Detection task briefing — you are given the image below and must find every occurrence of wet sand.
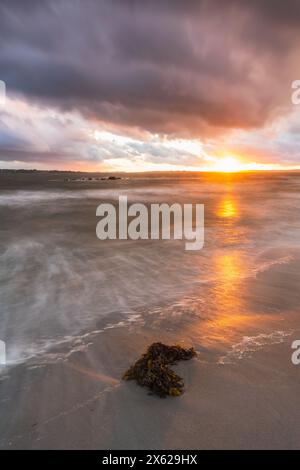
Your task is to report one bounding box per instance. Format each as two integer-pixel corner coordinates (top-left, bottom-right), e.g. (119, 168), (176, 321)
(1, 325), (300, 450)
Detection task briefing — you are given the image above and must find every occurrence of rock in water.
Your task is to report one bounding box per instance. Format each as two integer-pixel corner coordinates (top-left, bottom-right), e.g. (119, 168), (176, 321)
(122, 342), (196, 397)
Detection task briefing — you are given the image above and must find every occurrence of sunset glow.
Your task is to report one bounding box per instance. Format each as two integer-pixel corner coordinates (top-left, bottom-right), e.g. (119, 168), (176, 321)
(212, 157), (245, 173)
(1, 2), (300, 172)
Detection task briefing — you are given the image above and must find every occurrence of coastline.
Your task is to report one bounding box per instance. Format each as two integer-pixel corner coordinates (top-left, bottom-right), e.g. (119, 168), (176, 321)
(1, 171), (300, 449)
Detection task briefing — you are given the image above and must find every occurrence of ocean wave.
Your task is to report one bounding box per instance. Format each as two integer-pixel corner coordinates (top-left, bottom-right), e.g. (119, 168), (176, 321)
(252, 255), (294, 276)
(218, 329), (294, 364)
(0, 187), (191, 207)
(0, 312), (144, 373)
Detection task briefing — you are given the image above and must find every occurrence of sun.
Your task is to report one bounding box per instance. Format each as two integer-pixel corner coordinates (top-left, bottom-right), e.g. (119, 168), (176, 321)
(213, 156), (244, 173)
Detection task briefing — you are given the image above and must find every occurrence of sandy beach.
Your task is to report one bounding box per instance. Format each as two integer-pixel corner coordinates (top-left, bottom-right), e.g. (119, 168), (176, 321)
(1, 324), (300, 450)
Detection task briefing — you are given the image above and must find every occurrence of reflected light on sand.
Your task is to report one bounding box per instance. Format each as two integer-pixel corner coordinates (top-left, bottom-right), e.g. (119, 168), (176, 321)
(67, 362), (120, 385)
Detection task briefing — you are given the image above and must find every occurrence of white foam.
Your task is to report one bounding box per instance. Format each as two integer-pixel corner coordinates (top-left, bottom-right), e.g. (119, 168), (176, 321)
(252, 255), (294, 276)
(0, 187), (188, 207)
(219, 329), (294, 364)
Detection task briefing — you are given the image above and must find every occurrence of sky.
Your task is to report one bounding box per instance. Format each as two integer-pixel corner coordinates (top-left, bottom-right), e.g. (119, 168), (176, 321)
(0, 0), (300, 172)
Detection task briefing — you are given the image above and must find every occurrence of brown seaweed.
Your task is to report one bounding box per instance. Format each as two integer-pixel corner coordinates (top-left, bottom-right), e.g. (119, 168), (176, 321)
(122, 342), (196, 397)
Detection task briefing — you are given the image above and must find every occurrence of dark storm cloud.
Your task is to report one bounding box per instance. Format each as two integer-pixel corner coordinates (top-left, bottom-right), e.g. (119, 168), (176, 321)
(0, 0), (299, 139)
(0, 148), (71, 163)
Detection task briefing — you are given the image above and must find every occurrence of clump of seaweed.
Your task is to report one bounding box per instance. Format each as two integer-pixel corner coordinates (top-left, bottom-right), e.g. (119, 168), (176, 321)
(122, 342), (196, 398)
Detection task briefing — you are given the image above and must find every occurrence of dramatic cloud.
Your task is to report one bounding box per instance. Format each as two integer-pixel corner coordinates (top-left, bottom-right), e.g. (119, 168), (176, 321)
(0, 0), (300, 169)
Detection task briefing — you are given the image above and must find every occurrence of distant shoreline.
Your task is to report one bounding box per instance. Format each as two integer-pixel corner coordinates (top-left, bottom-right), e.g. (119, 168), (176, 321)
(1, 168), (300, 175)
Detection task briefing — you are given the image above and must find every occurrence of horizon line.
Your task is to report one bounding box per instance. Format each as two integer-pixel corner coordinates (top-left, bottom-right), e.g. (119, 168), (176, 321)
(1, 168), (300, 175)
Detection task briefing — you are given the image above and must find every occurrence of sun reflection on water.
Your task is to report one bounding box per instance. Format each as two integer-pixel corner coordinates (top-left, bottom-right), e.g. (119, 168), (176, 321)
(217, 198), (238, 218)
(214, 252), (244, 311)
(190, 252), (250, 347)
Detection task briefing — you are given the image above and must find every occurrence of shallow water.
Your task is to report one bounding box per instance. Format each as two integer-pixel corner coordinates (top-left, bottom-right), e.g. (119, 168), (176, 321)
(0, 171), (300, 366)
